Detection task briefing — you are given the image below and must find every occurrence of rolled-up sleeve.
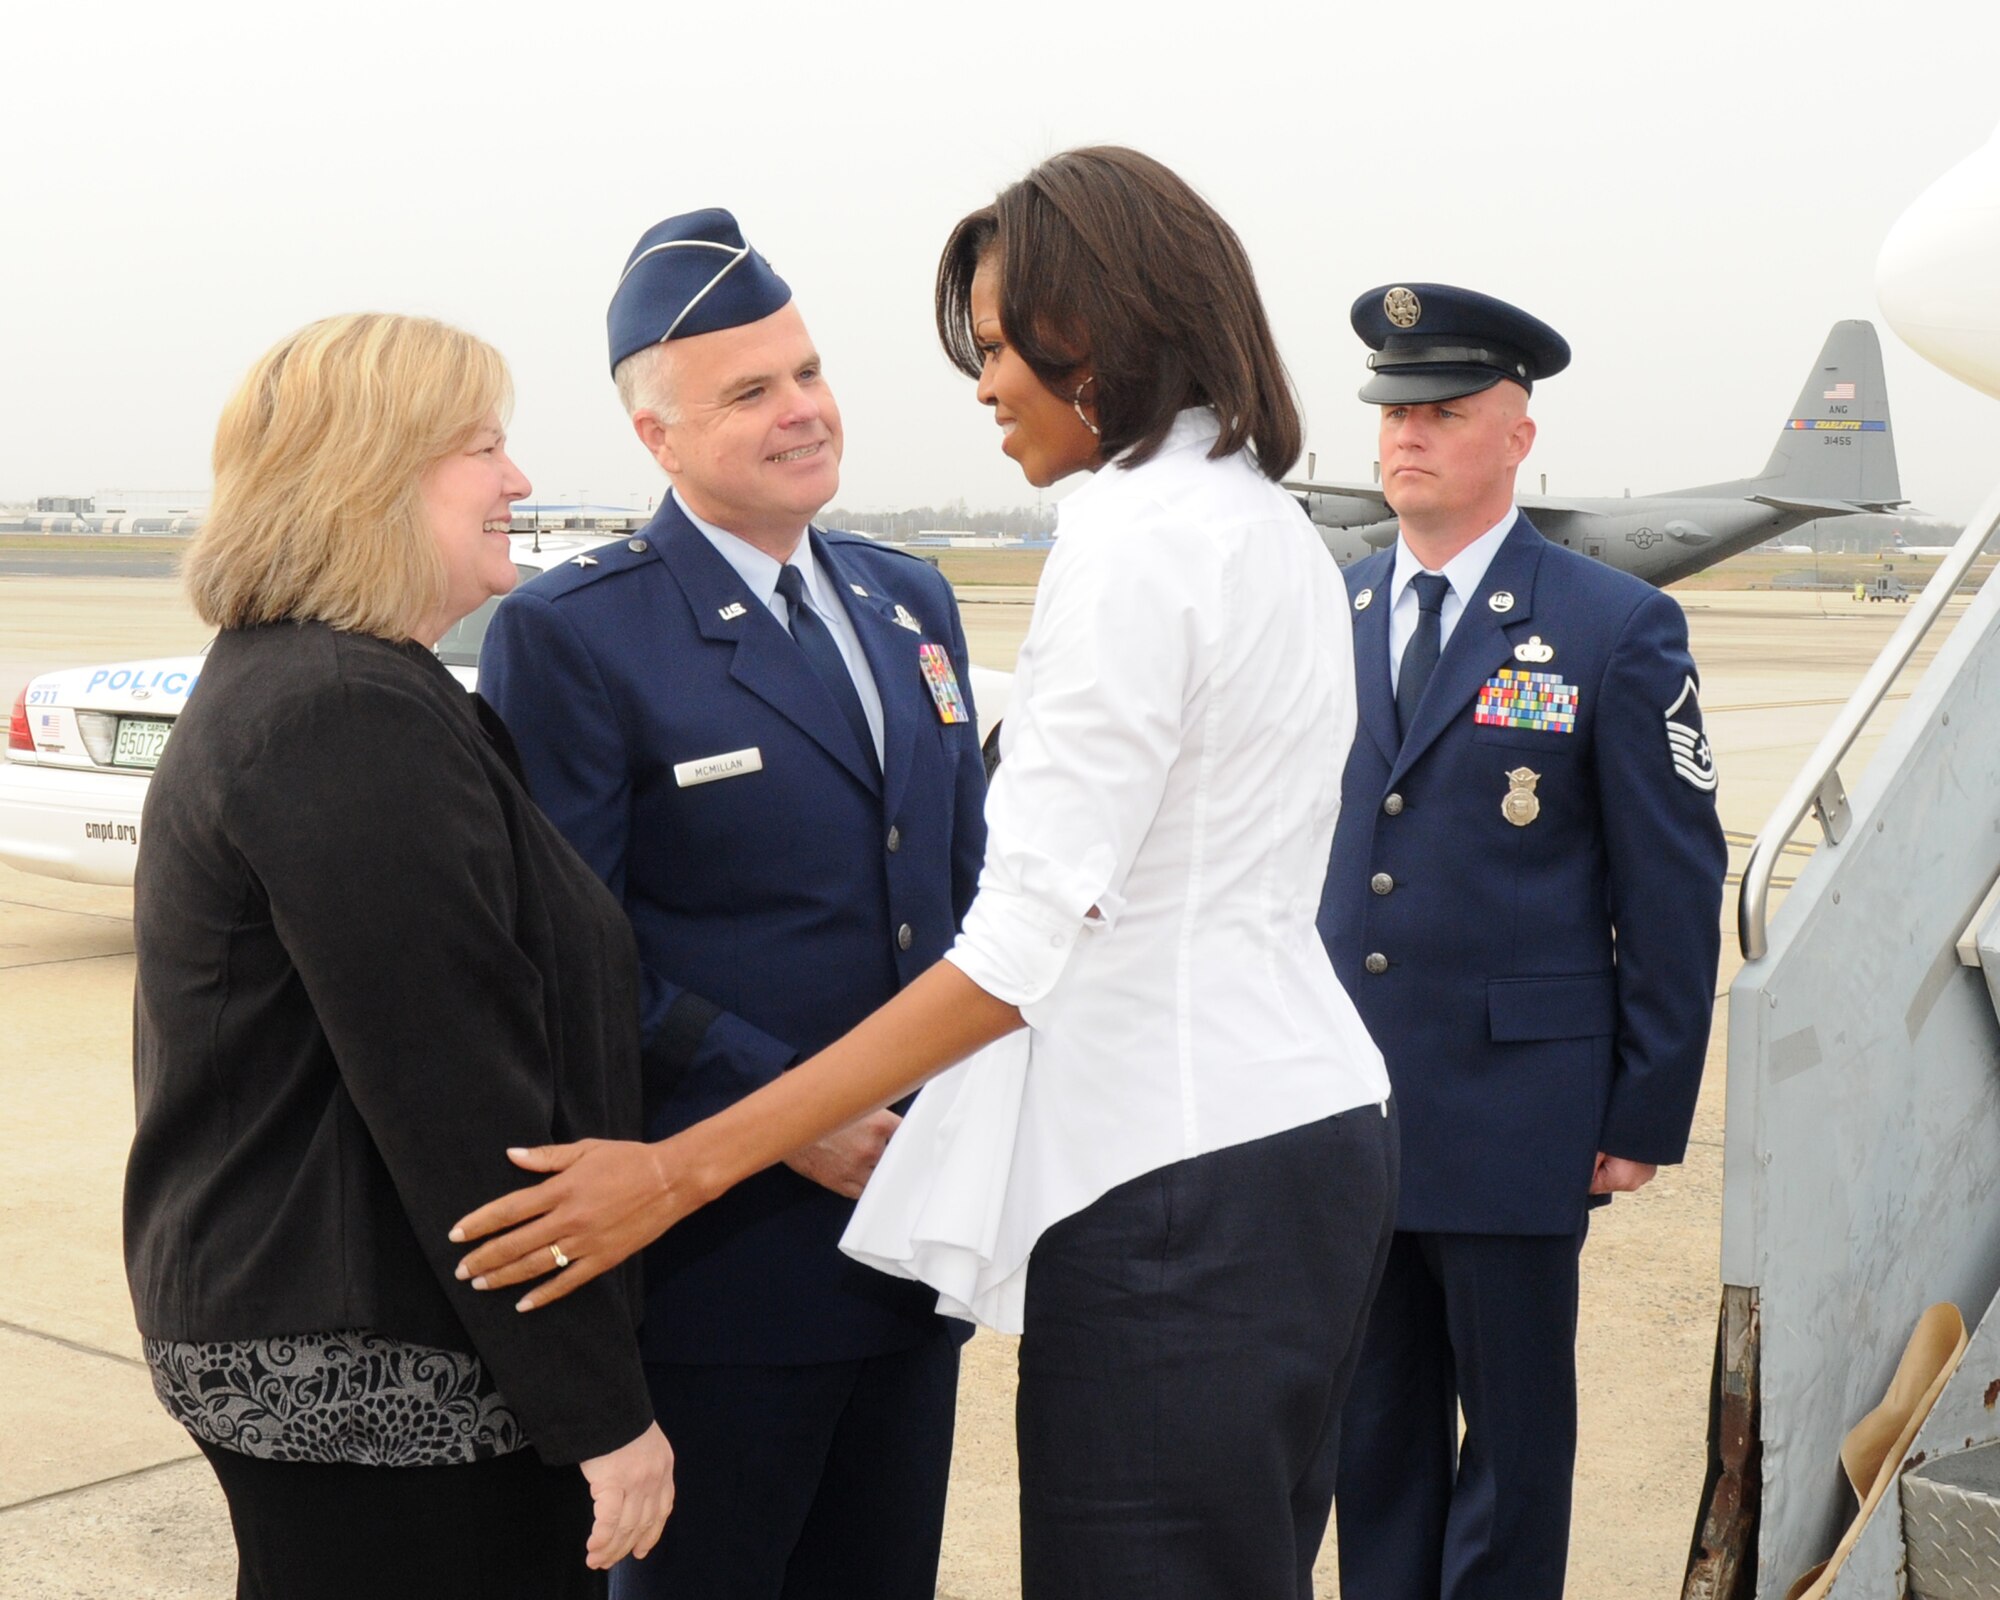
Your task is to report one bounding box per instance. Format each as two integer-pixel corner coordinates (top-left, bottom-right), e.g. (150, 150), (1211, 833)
(948, 508), (1220, 1007)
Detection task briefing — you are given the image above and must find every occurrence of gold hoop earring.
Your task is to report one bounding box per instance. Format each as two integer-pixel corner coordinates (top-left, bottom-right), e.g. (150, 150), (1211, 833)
(1072, 379), (1100, 437)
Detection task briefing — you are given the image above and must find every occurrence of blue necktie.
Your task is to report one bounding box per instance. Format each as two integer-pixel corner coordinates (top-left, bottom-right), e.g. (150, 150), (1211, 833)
(775, 564), (878, 774)
(1397, 572), (1451, 741)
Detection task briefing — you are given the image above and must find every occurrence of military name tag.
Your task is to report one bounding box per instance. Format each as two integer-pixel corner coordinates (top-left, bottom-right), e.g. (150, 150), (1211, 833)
(1475, 669), (1578, 733)
(1503, 767), (1542, 826)
(674, 746), (763, 787)
(917, 643), (970, 725)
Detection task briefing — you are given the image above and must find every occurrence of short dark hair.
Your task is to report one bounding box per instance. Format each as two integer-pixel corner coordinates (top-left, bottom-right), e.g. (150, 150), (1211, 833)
(935, 146), (1302, 478)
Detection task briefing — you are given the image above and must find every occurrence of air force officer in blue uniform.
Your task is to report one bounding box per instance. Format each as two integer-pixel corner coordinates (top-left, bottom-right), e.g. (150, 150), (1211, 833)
(1317, 285), (1726, 1600)
(480, 211), (985, 1600)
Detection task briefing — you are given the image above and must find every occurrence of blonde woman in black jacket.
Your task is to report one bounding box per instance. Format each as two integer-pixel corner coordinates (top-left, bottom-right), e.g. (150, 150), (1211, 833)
(124, 313), (672, 1600)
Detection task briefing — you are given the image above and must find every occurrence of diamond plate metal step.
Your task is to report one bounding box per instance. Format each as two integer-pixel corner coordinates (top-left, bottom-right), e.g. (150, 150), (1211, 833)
(1904, 1442), (2000, 1598)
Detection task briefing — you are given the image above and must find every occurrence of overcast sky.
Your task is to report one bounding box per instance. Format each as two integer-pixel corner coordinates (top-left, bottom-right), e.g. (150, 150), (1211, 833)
(5, 0), (1999, 520)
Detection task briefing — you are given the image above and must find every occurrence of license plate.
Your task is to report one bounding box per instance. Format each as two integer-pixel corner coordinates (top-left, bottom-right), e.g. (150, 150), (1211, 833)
(113, 718), (172, 769)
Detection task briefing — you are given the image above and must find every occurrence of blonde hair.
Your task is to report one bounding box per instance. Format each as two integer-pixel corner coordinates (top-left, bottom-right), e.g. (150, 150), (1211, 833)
(184, 313), (511, 637)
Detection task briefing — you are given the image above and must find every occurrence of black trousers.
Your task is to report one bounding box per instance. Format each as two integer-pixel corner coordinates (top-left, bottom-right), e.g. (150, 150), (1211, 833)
(198, 1438), (602, 1600)
(1017, 1104), (1399, 1600)
(611, 1323), (961, 1600)
(1334, 1225), (1589, 1600)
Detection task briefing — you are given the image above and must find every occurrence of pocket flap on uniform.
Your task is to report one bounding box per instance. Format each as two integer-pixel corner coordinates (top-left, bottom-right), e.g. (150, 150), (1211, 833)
(1487, 971), (1617, 1042)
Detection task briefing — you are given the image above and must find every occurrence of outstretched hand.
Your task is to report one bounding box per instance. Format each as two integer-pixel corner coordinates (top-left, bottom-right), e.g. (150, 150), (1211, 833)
(450, 1138), (701, 1310)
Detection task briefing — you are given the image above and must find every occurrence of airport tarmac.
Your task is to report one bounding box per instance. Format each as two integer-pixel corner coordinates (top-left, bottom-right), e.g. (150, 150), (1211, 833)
(0, 573), (1978, 1598)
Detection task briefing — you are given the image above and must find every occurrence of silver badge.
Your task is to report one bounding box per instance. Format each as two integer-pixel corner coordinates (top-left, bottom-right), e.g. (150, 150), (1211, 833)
(1354, 588), (1375, 611)
(1384, 287), (1422, 329)
(718, 602), (747, 621)
(628, 538), (649, 553)
(1488, 590), (1516, 614)
(570, 554), (598, 569)
(893, 604), (923, 634)
(1502, 767), (1542, 827)
(850, 583), (870, 597)
(1665, 677), (1717, 792)
(1514, 634), (1554, 664)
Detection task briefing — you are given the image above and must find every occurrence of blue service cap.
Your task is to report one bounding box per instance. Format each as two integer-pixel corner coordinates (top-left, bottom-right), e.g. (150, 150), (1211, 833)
(1352, 283), (1570, 404)
(606, 208), (793, 376)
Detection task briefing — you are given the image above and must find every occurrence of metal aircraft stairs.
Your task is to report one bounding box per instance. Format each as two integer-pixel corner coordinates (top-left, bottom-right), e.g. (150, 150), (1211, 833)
(1683, 494), (2000, 1598)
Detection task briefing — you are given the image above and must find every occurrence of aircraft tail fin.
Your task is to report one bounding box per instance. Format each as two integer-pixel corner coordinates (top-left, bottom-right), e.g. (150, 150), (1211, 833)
(1750, 320), (1902, 507)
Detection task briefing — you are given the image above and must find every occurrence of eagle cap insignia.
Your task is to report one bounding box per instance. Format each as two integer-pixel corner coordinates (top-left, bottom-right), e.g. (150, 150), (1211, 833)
(1502, 766), (1542, 827)
(1384, 287), (1422, 329)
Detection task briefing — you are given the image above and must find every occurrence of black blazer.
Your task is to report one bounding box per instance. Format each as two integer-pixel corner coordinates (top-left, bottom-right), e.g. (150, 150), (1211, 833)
(125, 621), (651, 1466)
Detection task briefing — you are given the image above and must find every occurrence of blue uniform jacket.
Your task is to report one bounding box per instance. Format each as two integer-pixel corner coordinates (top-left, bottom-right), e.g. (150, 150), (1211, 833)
(482, 500), (987, 1364)
(1316, 514), (1726, 1235)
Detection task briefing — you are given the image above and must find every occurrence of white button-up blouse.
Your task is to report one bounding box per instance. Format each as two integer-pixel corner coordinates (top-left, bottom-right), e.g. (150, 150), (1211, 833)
(842, 409), (1389, 1332)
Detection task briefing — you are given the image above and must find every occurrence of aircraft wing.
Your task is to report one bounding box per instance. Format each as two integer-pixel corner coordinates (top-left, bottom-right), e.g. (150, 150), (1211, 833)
(1283, 478), (1387, 505)
(1750, 494), (1905, 518)
(1284, 479), (1604, 516)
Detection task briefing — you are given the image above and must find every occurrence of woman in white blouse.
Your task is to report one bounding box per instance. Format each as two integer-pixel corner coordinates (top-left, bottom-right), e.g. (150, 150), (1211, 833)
(454, 146), (1396, 1597)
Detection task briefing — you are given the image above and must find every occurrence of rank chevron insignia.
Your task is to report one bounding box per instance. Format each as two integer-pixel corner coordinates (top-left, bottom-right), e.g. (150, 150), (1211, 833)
(1665, 676), (1717, 792)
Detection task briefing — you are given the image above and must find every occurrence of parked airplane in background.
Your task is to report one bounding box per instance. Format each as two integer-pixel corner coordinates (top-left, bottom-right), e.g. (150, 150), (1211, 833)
(1289, 320), (1909, 587)
(1889, 529), (1965, 559)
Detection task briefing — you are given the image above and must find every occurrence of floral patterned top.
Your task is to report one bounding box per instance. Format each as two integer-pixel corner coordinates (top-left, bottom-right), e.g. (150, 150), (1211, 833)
(145, 1329), (526, 1466)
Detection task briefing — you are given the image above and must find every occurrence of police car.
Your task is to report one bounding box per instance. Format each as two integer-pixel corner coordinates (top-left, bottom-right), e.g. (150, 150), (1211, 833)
(0, 532), (1011, 886)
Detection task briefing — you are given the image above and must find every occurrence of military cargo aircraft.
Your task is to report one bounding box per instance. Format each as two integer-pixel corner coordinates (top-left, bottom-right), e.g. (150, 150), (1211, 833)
(1290, 320), (1907, 585)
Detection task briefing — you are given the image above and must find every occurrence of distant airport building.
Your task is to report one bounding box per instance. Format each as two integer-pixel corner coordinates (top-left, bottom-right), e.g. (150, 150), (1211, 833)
(909, 529), (1025, 549)
(512, 502), (651, 532)
(35, 496), (93, 514)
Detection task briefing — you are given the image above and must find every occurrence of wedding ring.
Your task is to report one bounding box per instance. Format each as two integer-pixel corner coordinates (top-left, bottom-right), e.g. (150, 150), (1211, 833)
(549, 1244), (570, 1269)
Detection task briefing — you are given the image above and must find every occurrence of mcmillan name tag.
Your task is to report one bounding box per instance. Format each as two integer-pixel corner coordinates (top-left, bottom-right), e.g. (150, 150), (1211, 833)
(674, 746), (763, 788)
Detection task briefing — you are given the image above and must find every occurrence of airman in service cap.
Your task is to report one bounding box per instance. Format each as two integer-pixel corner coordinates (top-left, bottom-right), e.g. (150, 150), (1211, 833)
(606, 208), (793, 375)
(1351, 282), (1570, 405)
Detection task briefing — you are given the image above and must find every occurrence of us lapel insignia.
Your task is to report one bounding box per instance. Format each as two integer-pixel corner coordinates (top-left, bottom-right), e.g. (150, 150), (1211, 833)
(1488, 590), (1516, 614)
(1354, 588), (1374, 611)
(718, 602), (748, 621)
(1514, 634), (1554, 664)
(918, 643), (970, 724)
(1502, 766), (1542, 827)
(893, 604), (923, 634)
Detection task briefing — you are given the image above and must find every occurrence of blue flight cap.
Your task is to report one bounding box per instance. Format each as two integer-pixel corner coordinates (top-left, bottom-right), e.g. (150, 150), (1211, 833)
(606, 208), (793, 375)
(1351, 283), (1570, 404)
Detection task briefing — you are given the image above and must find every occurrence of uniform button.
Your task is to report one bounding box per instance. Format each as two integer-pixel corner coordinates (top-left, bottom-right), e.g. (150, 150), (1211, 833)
(1364, 953), (1389, 975)
(1383, 793), (1404, 816)
(897, 923), (914, 951)
(1370, 873), (1395, 896)
(886, 825), (902, 853)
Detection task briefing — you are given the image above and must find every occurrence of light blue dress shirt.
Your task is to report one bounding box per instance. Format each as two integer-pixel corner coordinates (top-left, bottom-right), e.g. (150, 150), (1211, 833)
(673, 489), (887, 765)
